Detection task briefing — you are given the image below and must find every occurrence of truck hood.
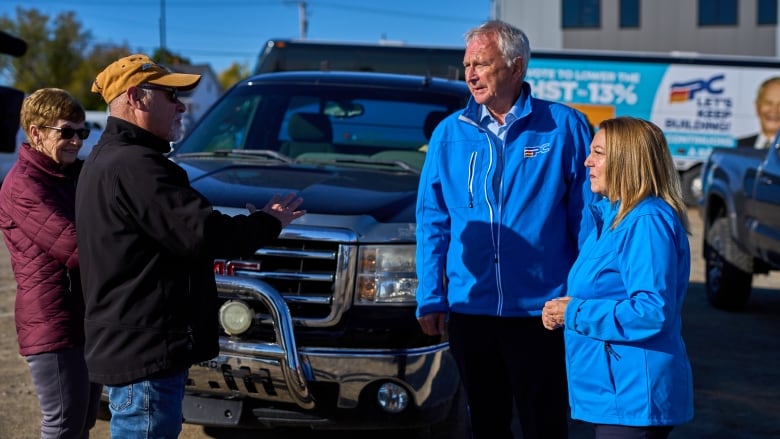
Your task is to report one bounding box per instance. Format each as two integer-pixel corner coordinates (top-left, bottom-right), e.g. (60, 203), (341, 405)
(175, 158), (419, 224)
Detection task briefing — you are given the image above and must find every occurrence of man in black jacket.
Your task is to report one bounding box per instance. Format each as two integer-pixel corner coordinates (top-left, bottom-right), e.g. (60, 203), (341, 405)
(75, 54), (305, 439)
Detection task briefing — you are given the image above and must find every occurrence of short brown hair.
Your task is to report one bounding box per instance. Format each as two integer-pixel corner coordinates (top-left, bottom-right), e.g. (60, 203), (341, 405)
(20, 88), (85, 141)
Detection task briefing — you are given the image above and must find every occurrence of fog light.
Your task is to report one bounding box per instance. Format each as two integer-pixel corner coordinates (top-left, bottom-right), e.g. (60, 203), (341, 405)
(219, 300), (253, 335)
(376, 382), (409, 413)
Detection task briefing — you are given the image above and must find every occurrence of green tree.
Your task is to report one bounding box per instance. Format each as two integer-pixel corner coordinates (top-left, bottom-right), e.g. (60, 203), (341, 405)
(0, 7), (192, 110)
(0, 8), (89, 93)
(153, 47), (191, 66)
(0, 7), (126, 109)
(218, 62), (250, 91)
(2, 7), (241, 111)
(76, 44), (136, 111)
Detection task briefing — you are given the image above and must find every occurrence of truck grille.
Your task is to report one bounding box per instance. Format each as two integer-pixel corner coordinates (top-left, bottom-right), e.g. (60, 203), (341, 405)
(216, 227), (357, 327)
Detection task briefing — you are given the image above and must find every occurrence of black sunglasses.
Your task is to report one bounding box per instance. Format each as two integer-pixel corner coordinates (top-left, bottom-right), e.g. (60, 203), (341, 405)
(41, 125), (91, 140)
(139, 84), (179, 103)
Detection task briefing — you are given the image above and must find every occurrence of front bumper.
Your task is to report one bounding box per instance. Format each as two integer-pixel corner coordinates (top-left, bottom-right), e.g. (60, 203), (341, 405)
(182, 276), (460, 429)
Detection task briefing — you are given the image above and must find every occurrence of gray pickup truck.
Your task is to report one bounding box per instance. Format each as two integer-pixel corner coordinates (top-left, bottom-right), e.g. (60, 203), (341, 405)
(700, 140), (780, 310)
(167, 71), (471, 436)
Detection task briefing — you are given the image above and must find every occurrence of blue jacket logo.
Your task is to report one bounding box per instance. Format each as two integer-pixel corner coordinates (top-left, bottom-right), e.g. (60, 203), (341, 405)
(524, 143), (551, 158)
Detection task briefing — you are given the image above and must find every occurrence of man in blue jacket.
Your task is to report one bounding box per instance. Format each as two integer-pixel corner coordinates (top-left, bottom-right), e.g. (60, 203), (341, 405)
(415, 20), (594, 439)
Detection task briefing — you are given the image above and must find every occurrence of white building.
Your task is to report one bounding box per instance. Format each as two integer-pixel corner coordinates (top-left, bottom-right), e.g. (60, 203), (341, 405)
(491, 0), (780, 57)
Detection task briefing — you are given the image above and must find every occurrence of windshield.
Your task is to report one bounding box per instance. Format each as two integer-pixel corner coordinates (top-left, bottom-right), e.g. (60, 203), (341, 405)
(172, 81), (465, 170)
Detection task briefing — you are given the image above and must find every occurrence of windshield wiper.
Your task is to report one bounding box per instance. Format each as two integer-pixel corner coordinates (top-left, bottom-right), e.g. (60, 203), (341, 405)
(296, 156), (420, 174)
(174, 149), (293, 163)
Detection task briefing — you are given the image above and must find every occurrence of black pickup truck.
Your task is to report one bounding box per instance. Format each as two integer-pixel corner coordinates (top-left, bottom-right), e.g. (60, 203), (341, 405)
(167, 71), (471, 436)
(700, 141), (780, 310)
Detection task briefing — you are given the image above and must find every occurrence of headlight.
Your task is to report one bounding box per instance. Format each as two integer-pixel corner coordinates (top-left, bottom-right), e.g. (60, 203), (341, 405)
(356, 245), (417, 305)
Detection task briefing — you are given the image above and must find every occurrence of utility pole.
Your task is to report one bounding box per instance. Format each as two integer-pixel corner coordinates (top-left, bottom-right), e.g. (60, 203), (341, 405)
(298, 1), (308, 40)
(283, 0), (307, 40)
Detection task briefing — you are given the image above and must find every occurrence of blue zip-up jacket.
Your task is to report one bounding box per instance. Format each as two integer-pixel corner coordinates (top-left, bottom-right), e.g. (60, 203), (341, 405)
(416, 82), (594, 317)
(564, 196), (694, 426)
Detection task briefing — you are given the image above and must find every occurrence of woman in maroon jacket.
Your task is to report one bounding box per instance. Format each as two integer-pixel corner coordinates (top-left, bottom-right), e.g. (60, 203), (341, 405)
(0, 88), (102, 439)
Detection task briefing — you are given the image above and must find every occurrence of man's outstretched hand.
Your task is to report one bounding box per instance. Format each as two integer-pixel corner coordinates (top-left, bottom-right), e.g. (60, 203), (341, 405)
(247, 193), (305, 227)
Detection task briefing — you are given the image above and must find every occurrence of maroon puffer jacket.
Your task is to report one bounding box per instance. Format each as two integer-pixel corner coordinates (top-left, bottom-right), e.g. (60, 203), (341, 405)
(0, 143), (83, 356)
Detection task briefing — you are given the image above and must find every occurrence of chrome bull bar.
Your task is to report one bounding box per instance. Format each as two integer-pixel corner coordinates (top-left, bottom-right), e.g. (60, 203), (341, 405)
(211, 274), (315, 410)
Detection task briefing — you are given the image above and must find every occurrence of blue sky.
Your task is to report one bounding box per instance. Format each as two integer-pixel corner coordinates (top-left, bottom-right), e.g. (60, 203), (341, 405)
(1, 0), (491, 74)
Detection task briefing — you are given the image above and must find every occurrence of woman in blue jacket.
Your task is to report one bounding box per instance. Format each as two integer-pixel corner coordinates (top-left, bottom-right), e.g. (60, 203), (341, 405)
(542, 116), (694, 439)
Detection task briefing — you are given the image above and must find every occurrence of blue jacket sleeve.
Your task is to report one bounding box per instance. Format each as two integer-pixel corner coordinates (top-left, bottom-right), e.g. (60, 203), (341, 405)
(415, 128), (451, 318)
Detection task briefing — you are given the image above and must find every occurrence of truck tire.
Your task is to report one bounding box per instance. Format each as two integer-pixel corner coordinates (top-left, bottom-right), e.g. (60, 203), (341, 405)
(680, 167), (702, 207)
(704, 217), (753, 310)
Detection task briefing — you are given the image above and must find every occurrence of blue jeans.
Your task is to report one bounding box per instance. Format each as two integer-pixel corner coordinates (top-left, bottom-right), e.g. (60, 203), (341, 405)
(107, 370), (187, 439)
(26, 346), (103, 439)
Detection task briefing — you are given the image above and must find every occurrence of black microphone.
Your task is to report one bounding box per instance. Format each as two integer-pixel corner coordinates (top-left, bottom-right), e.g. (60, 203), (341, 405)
(0, 30), (27, 57)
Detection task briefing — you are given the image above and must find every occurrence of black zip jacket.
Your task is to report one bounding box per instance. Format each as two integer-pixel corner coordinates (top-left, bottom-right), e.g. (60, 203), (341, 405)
(75, 117), (282, 385)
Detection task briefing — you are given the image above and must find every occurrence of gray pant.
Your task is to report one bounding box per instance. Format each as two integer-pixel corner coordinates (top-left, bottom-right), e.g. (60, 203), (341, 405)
(26, 346), (103, 439)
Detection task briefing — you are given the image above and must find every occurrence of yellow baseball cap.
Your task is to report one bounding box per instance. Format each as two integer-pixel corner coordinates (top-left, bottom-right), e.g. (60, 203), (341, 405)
(91, 54), (201, 104)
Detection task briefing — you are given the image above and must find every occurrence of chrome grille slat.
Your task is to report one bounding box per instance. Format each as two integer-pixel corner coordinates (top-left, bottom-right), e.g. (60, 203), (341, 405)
(255, 248), (337, 259)
(235, 270), (334, 282)
(281, 294), (331, 305)
(217, 226), (357, 326)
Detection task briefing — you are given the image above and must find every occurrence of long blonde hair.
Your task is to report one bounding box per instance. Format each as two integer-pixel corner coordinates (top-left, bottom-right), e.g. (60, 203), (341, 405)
(600, 117), (690, 232)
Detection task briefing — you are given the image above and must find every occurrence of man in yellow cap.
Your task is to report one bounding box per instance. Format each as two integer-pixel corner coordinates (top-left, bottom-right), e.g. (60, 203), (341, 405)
(89, 53), (202, 143)
(75, 54), (306, 438)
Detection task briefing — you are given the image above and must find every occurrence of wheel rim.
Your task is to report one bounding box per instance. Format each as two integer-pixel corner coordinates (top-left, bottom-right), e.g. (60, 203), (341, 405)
(691, 176), (702, 200)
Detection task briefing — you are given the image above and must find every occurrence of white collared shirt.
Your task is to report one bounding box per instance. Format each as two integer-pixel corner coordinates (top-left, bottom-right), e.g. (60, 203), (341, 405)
(756, 133), (773, 149)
